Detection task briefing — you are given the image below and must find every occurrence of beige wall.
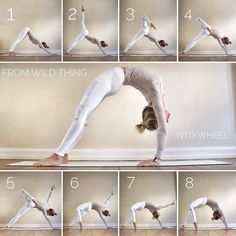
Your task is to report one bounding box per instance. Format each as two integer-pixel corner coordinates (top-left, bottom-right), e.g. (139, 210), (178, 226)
(63, 0), (118, 54)
(0, 63), (235, 158)
(179, 0), (236, 52)
(120, 172), (176, 226)
(0, 0), (61, 52)
(0, 172), (61, 226)
(63, 172), (118, 226)
(120, 0), (177, 53)
(179, 172), (236, 225)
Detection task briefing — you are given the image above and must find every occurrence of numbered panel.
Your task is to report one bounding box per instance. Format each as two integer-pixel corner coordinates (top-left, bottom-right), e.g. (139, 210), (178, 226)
(0, 0), (61, 61)
(120, 0), (177, 61)
(179, 0), (236, 61)
(179, 172), (236, 233)
(120, 171), (177, 235)
(0, 171), (62, 234)
(63, 0), (118, 61)
(63, 171), (118, 235)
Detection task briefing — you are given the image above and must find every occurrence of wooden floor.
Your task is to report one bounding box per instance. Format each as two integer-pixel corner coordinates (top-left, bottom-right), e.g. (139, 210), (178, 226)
(0, 159), (236, 170)
(0, 55), (61, 61)
(0, 229), (61, 236)
(179, 54), (236, 61)
(63, 229), (117, 236)
(179, 229), (236, 236)
(120, 229), (176, 236)
(120, 55), (177, 61)
(63, 55), (118, 61)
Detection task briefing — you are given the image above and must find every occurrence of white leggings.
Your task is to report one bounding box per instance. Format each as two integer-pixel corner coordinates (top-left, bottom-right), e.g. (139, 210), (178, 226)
(9, 27), (38, 52)
(7, 191), (35, 227)
(184, 18), (210, 54)
(67, 29), (89, 53)
(55, 68), (125, 156)
(70, 202), (92, 226)
(124, 30), (167, 54)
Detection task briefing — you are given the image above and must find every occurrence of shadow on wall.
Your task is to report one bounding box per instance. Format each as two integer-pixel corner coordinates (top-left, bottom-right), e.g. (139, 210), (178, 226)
(230, 64), (236, 131)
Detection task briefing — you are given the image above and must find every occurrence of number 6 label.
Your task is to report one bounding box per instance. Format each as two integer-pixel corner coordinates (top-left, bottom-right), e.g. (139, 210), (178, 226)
(71, 177), (79, 189)
(7, 177), (15, 189)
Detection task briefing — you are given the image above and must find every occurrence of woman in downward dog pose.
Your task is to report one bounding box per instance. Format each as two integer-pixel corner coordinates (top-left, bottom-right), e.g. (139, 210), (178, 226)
(34, 66), (170, 167)
(69, 192), (113, 229)
(183, 17), (232, 55)
(182, 197), (229, 231)
(66, 6), (108, 55)
(123, 201), (175, 230)
(8, 27), (53, 56)
(123, 16), (168, 55)
(7, 186), (57, 229)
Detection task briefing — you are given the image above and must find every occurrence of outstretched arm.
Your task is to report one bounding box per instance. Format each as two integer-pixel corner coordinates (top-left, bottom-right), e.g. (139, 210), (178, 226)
(98, 212), (109, 228)
(47, 185), (56, 203)
(43, 212), (54, 229)
(217, 38), (228, 55)
(39, 43), (53, 55)
(104, 192), (114, 205)
(157, 201), (175, 210)
(219, 209), (229, 229)
(21, 189), (34, 201)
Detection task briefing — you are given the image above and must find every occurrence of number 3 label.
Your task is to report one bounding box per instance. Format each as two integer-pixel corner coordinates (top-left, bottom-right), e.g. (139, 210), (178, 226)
(126, 8), (135, 21)
(184, 9), (192, 20)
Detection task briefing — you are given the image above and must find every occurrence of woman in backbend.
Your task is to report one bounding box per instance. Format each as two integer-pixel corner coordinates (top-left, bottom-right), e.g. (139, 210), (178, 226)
(34, 66), (170, 167)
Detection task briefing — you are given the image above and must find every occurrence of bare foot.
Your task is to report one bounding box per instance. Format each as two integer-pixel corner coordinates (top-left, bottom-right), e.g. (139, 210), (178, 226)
(33, 153), (68, 167)
(137, 159), (160, 167)
(8, 51), (16, 56)
(123, 52), (128, 55)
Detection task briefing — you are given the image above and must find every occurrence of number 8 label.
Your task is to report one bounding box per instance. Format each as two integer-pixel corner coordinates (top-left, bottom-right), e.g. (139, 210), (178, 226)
(185, 177), (193, 189)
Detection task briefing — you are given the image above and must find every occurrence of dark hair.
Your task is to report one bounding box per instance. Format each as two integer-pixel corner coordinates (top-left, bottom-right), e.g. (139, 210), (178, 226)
(212, 210), (221, 220)
(100, 41), (108, 47)
(222, 37), (232, 45)
(46, 208), (57, 216)
(136, 106), (157, 132)
(152, 210), (160, 219)
(102, 210), (110, 217)
(42, 42), (49, 49)
(158, 40), (168, 47)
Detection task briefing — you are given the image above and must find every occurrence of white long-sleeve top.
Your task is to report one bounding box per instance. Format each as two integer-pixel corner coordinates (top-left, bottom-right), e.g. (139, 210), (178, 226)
(142, 16), (152, 30)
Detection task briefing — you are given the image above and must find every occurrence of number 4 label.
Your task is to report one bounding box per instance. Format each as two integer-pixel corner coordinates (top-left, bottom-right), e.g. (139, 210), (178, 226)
(184, 9), (192, 20)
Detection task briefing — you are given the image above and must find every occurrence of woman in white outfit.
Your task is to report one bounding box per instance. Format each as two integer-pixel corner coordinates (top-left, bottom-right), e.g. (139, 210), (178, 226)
(6, 186), (57, 229)
(123, 16), (168, 55)
(69, 192), (113, 230)
(34, 66), (170, 167)
(183, 17), (231, 55)
(66, 6), (108, 55)
(182, 197), (229, 231)
(123, 201), (175, 230)
(8, 27), (52, 56)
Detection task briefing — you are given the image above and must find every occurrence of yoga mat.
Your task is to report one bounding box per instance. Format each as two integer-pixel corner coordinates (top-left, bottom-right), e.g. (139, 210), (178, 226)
(5, 160), (231, 167)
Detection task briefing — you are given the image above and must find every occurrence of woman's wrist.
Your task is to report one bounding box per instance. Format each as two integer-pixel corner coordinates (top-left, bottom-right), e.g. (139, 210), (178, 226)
(153, 156), (161, 162)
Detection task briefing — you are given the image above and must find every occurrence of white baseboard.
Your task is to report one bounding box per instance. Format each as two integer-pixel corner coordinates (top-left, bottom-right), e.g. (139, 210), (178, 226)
(64, 50), (118, 56)
(179, 50), (236, 55)
(121, 50), (177, 55)
(0, 223), (61, 229)
(123, 223), (176, 229)
(0, 146), (235, 160)
(181, 223), (236, 229)
(0, 50), (61, 55)
(64, 223), (118, 229)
